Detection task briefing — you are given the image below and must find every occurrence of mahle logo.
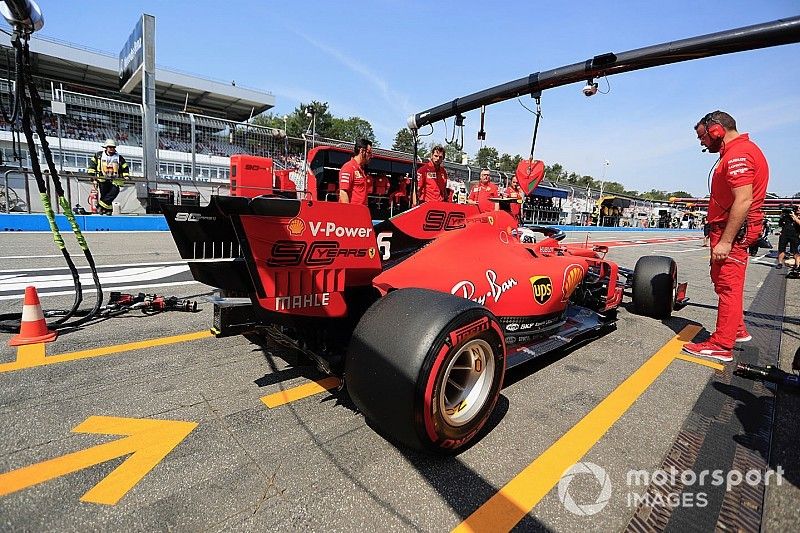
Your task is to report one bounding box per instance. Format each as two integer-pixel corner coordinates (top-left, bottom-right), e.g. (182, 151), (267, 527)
(529, 275), (553, 305)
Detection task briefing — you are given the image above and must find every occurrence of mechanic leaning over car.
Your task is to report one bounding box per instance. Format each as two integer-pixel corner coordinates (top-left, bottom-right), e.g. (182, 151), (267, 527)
(467, 169), (499, 213)
(87, 139), (130, 215)
(416, 144), (448, 204)
(682, 111), (769, 363)
(339, 138), (373, 205)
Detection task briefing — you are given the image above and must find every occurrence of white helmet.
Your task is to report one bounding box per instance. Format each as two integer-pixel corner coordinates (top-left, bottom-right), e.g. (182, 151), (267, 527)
(103, 139), (117, 148)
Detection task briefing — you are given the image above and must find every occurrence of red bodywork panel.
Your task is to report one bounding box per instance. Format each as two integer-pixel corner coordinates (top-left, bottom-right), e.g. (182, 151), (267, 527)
(230, 155), (275, 198)
(375, 207), (590, 317)
(240, 201), (381, 317)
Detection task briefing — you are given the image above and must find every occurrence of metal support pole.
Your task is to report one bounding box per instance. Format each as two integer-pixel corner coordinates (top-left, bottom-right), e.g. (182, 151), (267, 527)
(189, 113), (196, 180)
(141, 14), (158, 192)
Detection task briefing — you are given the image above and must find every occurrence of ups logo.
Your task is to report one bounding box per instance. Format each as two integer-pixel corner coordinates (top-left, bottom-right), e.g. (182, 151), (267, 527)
(529, 276), (553, 305)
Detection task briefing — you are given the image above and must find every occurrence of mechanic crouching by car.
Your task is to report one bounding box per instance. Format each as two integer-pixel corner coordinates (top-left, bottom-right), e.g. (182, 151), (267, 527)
(87, 139), (129, 215)
(339, 139), (373, 205)
(683, 111), (769, 363)
(467, 169), (499, 213)
(776, 204), (800, 270)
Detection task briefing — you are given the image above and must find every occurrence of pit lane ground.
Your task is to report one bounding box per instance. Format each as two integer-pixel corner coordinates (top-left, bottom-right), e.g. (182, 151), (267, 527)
(0, 230), (797, 532)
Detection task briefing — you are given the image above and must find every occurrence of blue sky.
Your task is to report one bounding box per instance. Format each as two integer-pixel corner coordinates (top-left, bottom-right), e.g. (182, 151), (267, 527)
(17, 1), (800, 196)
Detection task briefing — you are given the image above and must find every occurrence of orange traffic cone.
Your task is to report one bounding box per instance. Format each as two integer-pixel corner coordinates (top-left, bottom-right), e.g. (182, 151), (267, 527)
(9, 286), (58, 346)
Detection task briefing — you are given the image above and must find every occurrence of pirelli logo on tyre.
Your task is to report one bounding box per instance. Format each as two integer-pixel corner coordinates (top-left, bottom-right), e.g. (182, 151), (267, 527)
(530, 276), (553, 305)
(562, 264), (585, 301)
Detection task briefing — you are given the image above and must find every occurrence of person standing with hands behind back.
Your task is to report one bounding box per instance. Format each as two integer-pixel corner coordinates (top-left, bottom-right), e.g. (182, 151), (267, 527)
(339, 139), (373, 205)
(682, 111), (769, 362)
(416, 145), (448, 204)
(467, 169), (499, 213)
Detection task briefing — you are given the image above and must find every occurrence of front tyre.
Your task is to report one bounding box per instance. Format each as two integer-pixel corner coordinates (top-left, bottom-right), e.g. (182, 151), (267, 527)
(345, 288), (506, 453)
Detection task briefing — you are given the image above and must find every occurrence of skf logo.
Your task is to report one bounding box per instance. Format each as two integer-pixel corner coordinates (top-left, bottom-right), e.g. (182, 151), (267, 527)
(562, 264), (585, 302)
(530, 276), (553, 305)
(288, 217), (305, 236)
(368, 247), (376, 259)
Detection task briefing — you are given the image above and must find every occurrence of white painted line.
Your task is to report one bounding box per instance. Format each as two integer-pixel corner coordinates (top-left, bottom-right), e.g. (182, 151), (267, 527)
(0, 260), (187, 274)
(0, 280), (202, 301)
(652, 248), (707, 253)
(0, 265), (190, 292)
(0, 254), (64, 259)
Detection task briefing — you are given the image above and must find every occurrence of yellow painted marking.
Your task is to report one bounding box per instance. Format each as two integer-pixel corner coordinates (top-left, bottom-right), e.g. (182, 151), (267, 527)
(261, 376), (341, 408)
(675, 353), (725, 371)
(1, 331), (213, 373)
(453, 324), (702, 533)
(14, 343), (46, 365)
(0, 416), (197, 505)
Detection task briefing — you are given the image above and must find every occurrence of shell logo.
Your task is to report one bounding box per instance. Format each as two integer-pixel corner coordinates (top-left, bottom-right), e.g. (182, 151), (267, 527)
(562, 264), (585, 301)
(288, 217), (305, 236)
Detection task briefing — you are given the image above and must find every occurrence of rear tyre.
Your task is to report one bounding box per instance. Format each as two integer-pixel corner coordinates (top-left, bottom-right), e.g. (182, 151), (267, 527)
(632, 255), (677, 319)
(346, 288), (506, 453)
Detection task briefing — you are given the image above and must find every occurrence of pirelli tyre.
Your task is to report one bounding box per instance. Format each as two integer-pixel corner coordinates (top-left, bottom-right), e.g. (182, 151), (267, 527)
(632, 255), (677, 319)
(346, 288), (506, 453)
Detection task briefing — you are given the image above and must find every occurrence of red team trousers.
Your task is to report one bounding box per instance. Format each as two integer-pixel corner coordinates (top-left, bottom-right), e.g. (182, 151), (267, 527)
(708, 222), (762, 349)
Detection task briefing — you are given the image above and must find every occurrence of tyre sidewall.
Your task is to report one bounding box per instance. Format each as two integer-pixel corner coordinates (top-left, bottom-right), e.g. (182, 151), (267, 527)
(417, 310), (505, 452)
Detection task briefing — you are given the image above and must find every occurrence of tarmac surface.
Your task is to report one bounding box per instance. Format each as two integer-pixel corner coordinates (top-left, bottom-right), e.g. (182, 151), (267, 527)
(0, 229), (797, 532)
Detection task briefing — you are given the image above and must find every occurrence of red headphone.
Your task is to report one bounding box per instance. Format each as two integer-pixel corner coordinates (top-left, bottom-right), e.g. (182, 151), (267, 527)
(702, 113), (725, 141)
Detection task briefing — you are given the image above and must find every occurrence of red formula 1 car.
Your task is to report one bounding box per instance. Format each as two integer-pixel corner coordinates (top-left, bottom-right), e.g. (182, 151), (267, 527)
(164, 193), (687, 453)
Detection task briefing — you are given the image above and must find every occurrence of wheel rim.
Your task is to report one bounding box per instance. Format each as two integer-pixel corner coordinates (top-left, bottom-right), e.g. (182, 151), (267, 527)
(439, 338), (496, 427)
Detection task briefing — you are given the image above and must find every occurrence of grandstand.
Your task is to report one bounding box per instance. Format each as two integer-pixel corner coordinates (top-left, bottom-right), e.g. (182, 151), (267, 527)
(0, 34), (678, 226)
(0, 33), (282, 213)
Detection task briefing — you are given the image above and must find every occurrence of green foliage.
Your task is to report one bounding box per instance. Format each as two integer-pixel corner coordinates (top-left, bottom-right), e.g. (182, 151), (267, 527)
(602, 181), (626, 194)
(392, 129), (416, 154)
(329, 117), (376, 145)
(641, 189), (670, 201)
(472, 146), (500, 169)
(668, 190), (692, 199)
(497, 153), (523, 172)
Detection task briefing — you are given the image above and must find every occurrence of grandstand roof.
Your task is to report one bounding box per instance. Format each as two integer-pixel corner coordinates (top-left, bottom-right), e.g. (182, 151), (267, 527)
(2, 35), (275, 122)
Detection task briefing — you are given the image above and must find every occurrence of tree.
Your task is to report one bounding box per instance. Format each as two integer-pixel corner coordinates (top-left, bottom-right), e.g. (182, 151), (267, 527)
(545, 163), (566, 183)
(497, 153), (523, 172)
(794, 191), (800, 198)
(668, 190), (692, 199)
(473, 146), (500, 169)
(641, 189), (670, 201)
(392, 128), (426, 158)
(328, 117), (376, 144)
(265, 101), (334, 138)
(392, 128), (415, 154)
(251, 112), (284, 130)
(602, 181), (626, 194)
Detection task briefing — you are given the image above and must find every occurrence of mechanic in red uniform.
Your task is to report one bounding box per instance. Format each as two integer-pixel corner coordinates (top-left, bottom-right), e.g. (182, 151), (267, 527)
(416, 145), (448, 203)
(504, 175), (525, 222)
(683, 111), (769, 362)
(468, 169), (500, 213)
(339, 138), (373, 205)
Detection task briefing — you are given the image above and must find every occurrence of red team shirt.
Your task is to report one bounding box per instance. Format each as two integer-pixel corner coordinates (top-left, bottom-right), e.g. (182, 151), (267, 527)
(469, 182), (499, 213)
(417, 161), (448, 203)
(505, 186), (524, 218)
(708, 133), (768, 224)
(339, 158), (369, 205)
